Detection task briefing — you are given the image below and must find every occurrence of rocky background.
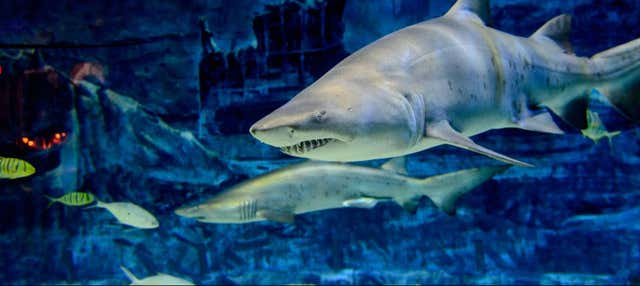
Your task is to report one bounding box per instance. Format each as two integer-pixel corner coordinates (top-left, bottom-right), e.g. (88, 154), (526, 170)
(0, 0), (639, 284)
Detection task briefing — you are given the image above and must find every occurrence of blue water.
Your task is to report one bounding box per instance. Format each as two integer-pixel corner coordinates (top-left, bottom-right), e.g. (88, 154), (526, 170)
(0, 0), (639, 284)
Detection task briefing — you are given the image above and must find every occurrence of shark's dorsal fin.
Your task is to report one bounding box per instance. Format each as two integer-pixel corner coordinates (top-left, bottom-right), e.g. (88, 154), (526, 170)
(381, 157), (407, 175)
(426, 120), (534, 167)
(530, 14), (574, 55)
(445, 0), (491, 25)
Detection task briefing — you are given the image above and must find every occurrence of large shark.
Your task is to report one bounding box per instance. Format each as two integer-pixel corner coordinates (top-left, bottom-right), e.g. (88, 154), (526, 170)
(249, 0), (639, 166)
(174, 157), (508, 223)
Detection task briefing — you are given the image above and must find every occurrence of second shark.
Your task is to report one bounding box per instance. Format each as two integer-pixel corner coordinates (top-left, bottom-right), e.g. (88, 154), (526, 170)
(175, 157), (508, 224)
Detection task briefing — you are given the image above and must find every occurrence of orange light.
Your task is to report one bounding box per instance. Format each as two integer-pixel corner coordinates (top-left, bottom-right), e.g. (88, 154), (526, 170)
(54, 133), (61, 139)
(21, 137), (29, 144)
(27, 141), (35, 147)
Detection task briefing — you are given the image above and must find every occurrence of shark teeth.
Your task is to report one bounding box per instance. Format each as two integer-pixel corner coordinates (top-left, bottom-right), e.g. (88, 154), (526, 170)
(281, 138), (335, 154)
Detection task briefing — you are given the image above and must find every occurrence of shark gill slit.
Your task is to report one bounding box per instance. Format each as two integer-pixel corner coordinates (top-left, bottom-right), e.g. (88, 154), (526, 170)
(240, 201), (245, 221)
(240, 200), (256, 221)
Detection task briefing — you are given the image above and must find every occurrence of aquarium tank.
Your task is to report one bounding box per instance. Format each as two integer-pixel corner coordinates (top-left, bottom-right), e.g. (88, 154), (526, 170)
(1, 0), (639, 284)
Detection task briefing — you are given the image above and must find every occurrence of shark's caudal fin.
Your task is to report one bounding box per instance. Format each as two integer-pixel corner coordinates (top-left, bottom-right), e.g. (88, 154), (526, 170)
(592, 38), (640, 122)
(403, 165), (510, 215)
(120, 266), (139, 283)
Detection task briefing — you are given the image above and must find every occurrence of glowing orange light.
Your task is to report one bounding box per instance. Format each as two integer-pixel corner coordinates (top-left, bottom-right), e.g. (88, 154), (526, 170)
(21, 137), (29, 144)
(27, 141), (35, 147)
(54, 133), (61, 139)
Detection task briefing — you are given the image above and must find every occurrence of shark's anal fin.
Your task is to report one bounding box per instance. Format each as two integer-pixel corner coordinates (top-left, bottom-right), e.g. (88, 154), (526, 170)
(257, 210), (295, 223)
(518, 110), (565, 134)
(426, 120), (534, 167)
(445, 0), (490, 25)
(342, 198), (380, 209)
(400, 197), (421, 214)
(530, 14), (574, 55)
(547, 96), (588, 129)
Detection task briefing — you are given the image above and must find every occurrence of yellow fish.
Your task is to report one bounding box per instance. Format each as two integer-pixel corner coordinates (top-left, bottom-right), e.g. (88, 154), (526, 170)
(581, 110), (621, 149)
(0, 156), (36, 179)
(45, 192), (96, 208)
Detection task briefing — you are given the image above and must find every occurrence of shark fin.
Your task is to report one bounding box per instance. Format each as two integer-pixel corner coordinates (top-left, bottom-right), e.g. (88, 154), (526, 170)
(426, 120), (534, 167)
(518, 110), (564, 134)
(381, 157), (408, 175)
(547, 96), (589, 129)
(400, 196), (421, 214)
(120, 266), (139, 283)
(342, 198), (380, 209)
(531, 14), (574, 55)
(417, 165), (511, 215)
(257, 210), (295, 223)
(445, 0), (490, 25)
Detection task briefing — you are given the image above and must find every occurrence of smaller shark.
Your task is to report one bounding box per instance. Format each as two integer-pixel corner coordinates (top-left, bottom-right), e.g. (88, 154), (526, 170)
(581, 109), (621, 150)
(174, 157), (508, 224)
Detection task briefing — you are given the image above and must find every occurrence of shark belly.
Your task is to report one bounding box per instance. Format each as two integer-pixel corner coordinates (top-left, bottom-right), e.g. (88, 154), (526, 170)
(286, 167), (411, 215)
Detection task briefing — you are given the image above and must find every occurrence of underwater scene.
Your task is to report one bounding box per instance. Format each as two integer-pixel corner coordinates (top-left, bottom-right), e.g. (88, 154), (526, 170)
(1, 0), (639, 284)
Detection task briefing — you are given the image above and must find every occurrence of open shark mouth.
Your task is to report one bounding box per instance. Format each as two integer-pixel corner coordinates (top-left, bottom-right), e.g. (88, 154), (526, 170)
(280, 138), (338, 154)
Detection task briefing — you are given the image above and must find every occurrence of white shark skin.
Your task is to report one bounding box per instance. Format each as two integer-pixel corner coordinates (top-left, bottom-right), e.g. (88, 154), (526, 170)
(174, 159), (508, 224)
(249, 0), (639, 165)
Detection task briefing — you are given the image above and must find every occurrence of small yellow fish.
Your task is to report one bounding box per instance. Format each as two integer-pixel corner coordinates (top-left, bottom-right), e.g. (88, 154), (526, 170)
(581, 110), (621, 149)
(0, 156), (36, 179)
(45, 192), (95, 208)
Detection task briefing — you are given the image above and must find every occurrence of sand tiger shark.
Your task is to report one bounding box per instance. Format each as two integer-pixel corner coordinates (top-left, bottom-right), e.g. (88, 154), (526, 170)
(174, 157), (508, 223)
(249, 0), (640, 166)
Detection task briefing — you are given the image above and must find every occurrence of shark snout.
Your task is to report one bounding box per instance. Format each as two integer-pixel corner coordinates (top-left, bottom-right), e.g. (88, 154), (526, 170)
(249, 122), (296, 147)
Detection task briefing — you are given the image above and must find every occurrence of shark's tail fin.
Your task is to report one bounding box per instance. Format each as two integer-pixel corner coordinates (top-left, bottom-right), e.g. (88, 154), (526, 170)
(592, 37), (640, 122)
(401, 165), (510, 215)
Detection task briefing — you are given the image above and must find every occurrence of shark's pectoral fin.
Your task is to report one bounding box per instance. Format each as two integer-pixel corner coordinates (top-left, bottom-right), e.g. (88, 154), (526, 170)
(518, 110), (564, 135)
(426, 120), (534, 167)
(257, 210), (295, 223)
(342, 198), (380, 209)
